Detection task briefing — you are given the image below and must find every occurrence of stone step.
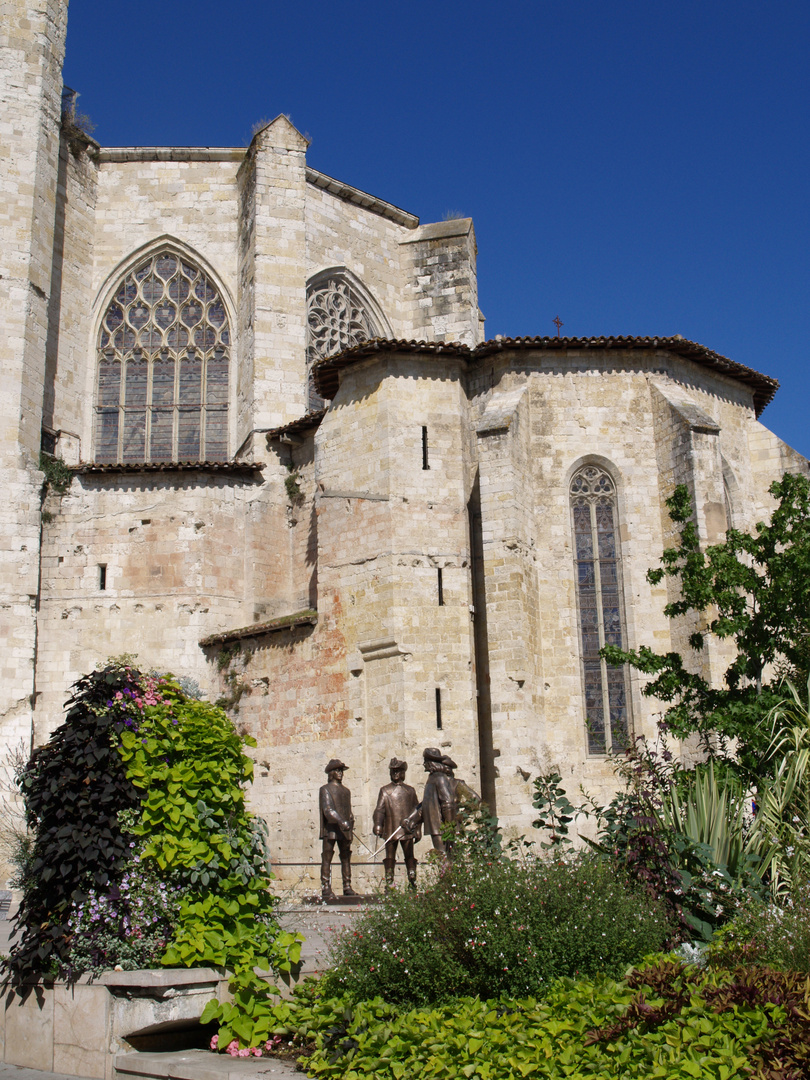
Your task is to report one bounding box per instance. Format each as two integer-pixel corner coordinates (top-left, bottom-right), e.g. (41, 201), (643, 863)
(114, 1051), (300, 1080)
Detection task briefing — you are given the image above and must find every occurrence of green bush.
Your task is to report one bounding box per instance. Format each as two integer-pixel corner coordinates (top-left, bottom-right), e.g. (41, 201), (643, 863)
(5, 661), (300, 991)
(265, 957), (810, 1080)
(321, 852), (673, 1005)
(711, 881), (810, 973)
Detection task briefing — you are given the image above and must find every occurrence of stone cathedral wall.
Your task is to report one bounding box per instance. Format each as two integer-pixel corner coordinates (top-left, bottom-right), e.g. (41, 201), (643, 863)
(3, 0), (809, 895)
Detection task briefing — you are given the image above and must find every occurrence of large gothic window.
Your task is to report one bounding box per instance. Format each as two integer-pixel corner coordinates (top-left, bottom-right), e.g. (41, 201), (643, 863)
(306, 273), (380, 410)
(95, 252), (230, 463)
(570, 464), (631, 754)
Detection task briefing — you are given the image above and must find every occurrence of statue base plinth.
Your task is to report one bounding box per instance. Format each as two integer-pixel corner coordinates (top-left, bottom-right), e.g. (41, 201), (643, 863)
(302, 894), (380, 906)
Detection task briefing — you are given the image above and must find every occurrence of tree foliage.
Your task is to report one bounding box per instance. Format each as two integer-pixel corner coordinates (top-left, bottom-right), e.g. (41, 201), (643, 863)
(602, 471), (810, 771)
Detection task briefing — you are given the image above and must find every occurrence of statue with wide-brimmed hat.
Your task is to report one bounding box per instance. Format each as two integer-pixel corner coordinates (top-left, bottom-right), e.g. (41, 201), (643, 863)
(373, 757), (420, 888)
(319, 758), (356, 900)
(400, 747), (456, 854)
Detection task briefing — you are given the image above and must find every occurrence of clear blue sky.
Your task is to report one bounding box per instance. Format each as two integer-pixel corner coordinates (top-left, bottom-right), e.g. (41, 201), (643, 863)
(64, 0), (810, 457)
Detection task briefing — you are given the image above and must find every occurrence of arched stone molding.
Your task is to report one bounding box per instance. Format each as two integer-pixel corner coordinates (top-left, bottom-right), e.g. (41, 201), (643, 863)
(305, 267), (391, 410)
(88, 238), (237, 463)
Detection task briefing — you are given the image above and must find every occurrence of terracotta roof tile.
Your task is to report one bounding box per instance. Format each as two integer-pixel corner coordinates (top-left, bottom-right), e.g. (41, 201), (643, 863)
(311, 335), (778, 416)
(75, 461), (263, 474)
(265, 409), (327, 441)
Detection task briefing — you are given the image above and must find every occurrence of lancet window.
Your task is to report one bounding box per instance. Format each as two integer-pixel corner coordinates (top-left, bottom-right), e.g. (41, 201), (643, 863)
(570, 464), (631, 754)
(306, 274), (379, 410)
(95, 252), (230, 463)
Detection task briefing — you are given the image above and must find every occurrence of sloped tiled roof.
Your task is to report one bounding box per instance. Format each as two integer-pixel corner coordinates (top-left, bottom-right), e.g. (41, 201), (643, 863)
(312, 335), (778, 416)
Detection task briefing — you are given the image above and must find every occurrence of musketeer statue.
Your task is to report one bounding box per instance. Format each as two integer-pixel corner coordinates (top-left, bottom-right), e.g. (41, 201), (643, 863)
(401, 747), (456, 854)
(373, 757), (420, 888)
(318, 758), (357, 900)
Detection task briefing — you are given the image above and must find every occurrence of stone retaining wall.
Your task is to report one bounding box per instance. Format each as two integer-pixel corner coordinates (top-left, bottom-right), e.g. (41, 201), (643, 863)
(0, 968), (227, 1080)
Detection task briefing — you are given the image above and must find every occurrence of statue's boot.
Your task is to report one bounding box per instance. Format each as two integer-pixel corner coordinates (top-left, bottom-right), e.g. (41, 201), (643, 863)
(321, 857), (336, 901)
(405, 858), (417, 890)
(383, 857), (396, 888)
(341, 855), (358, 896)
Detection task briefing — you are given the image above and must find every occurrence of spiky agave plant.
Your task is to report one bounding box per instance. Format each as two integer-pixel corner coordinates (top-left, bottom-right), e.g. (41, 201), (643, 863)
(746, 678), (810, 898)
(660, 761), (752, 880)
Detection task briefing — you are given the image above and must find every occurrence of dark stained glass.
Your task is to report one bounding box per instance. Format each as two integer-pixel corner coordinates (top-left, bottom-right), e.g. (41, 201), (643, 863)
(206, 353), (228, 404)
(205, 407), (228, 460)
(121, 410), (146, 462)
(571, 465), (630, 754)
(208, 301), (226, 327)
(154, 302), (176, 329)
(177, 407), (200, 460)
(181, 302), (203, 326)
(168, 277), (190, 304)
(150, 408), (173, 461)
(96, 250), (230, 462)
(151, 357), (175, 406)
(104, 304), (124, 332)
(95, 409), (118, 462)
(128, 304), (149, 330)
(194, 278), (217, 302)
(166, 325), (189, 349)
(124, 359), (148, 407)
(179, 355), (202, 405)
(98, 359), (120, 408)
(141, 276), (163, 304)
(155, 254), (178, 279)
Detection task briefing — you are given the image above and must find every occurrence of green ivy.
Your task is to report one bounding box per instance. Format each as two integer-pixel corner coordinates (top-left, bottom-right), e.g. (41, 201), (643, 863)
(5, 663), (301, 1004)
(6, 666), (142, 985)
(113, 681), (302, 989)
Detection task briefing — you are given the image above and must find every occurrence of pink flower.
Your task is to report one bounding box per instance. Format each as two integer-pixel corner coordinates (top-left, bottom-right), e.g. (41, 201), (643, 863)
(251, 1048), (262, 1057)
(226, 1040), (239, 1056)
(237, 1048), (250, 1058)
(209, 1035), (219, 1050)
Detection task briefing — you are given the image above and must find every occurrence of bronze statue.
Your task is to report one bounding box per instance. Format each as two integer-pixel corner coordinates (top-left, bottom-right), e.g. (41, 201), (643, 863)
(373, 757), (420, 888)
(441, 754), (481, 832)
(319, 759), (357, 900)
(401, 747), (456, 854)
(401, 749), (483, 856)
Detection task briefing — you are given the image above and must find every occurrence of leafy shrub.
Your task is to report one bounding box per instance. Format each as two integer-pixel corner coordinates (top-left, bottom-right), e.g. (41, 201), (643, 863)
(5, 661), (300, 994)
(8, 665), (143, 982)
(574, 740), (765, 941)
(263, 956), (810, 1080)
(711, 880), (810, 974)
(321, 851), (673, 1006)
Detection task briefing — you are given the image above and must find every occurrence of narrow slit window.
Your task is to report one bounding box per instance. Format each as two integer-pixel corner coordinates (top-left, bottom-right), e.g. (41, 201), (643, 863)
(437, 567), (444, 606)
(422, 426), (429, 470)
(435, 687), (443, 730)
(570, 464), (631, 755)
(99, 564), (107, 591)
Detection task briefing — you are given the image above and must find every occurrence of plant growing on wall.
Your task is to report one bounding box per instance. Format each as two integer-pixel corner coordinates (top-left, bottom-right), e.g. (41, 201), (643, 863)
(5, 661), (301, 992)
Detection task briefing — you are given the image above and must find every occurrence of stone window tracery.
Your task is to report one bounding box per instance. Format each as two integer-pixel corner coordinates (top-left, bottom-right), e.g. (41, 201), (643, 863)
(306, 275), (378, 410)
(95, 252), (230, 463)
(570, 464), (631, 754)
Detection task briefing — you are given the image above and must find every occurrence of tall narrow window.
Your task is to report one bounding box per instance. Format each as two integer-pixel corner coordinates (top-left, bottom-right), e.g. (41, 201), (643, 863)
(95, 251), (230, 463)
(570, 464), (631, 754)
